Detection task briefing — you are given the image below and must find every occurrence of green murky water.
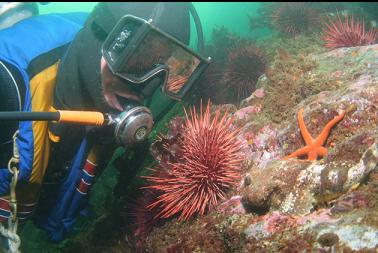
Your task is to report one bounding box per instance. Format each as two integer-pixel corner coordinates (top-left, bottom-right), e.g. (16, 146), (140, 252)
(38, 2), (269, 42)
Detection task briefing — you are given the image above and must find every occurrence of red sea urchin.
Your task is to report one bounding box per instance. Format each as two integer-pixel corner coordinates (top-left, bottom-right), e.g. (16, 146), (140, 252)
(271, 2), (320, 36)
(321, 13), (378, 49)
(143, 101), (243, 221)
(223, 44), (267, 104)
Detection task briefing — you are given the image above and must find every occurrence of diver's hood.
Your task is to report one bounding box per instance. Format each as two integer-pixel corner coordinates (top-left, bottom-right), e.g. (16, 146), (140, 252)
(54, 2), (190, 112)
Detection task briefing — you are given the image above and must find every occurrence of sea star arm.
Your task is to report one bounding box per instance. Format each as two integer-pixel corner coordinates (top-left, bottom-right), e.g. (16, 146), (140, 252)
(316, 146), (328, 157)
(284, 146), (312, 159)
(284, 108), (345, 161)
(314, 111), (345, 146)
(298, 108), (315, 145)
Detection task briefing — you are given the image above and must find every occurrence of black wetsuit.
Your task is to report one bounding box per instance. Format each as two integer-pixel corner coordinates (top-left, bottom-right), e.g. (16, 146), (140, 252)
(0, 60), (25, 167)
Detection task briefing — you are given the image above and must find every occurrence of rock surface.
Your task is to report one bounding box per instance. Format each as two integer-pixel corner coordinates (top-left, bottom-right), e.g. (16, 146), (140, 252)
(144, 45), (378, 252)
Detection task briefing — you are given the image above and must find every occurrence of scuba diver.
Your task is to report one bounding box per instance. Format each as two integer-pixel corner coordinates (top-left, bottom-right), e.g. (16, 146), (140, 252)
(0, 2), (209, 250)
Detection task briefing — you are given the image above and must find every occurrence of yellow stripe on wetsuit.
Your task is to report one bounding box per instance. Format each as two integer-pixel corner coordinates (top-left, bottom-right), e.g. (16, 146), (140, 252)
(16, 61), (59, 205)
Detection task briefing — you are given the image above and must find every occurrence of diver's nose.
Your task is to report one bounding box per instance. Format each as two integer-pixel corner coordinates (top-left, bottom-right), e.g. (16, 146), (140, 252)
(101, 57), (142, 111)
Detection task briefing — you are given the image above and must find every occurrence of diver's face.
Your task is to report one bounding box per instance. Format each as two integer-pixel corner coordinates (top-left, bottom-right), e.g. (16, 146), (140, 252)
(100, 56), (143, 111)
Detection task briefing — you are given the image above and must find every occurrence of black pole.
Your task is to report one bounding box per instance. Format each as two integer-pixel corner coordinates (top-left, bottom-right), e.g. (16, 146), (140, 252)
(0, 111), (60, 121)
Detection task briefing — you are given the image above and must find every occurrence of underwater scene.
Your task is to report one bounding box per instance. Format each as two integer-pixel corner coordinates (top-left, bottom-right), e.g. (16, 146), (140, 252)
(0, 2), (377, 253)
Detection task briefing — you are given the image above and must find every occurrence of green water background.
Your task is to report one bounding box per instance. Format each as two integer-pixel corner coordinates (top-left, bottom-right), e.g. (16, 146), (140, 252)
(38, 2), (269, 42)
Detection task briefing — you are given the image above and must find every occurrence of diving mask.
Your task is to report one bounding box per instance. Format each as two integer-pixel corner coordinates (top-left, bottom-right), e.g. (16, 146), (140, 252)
(102, 15), (210, 101)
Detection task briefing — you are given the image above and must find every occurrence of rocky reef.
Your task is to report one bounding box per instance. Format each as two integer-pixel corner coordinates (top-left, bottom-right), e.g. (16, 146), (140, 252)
(142, 44), (378, 252)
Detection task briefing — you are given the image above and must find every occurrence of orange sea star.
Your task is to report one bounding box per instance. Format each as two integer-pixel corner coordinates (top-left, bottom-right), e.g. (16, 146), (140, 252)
(284, 108), (345, 160)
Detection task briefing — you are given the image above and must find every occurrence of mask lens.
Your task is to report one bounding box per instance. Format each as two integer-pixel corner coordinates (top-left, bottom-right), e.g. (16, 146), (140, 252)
(122, 30), (172, 78)
(164, 44), (201, 95)
(119, 30), (202, 97)
(103, 15), (209, 100)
